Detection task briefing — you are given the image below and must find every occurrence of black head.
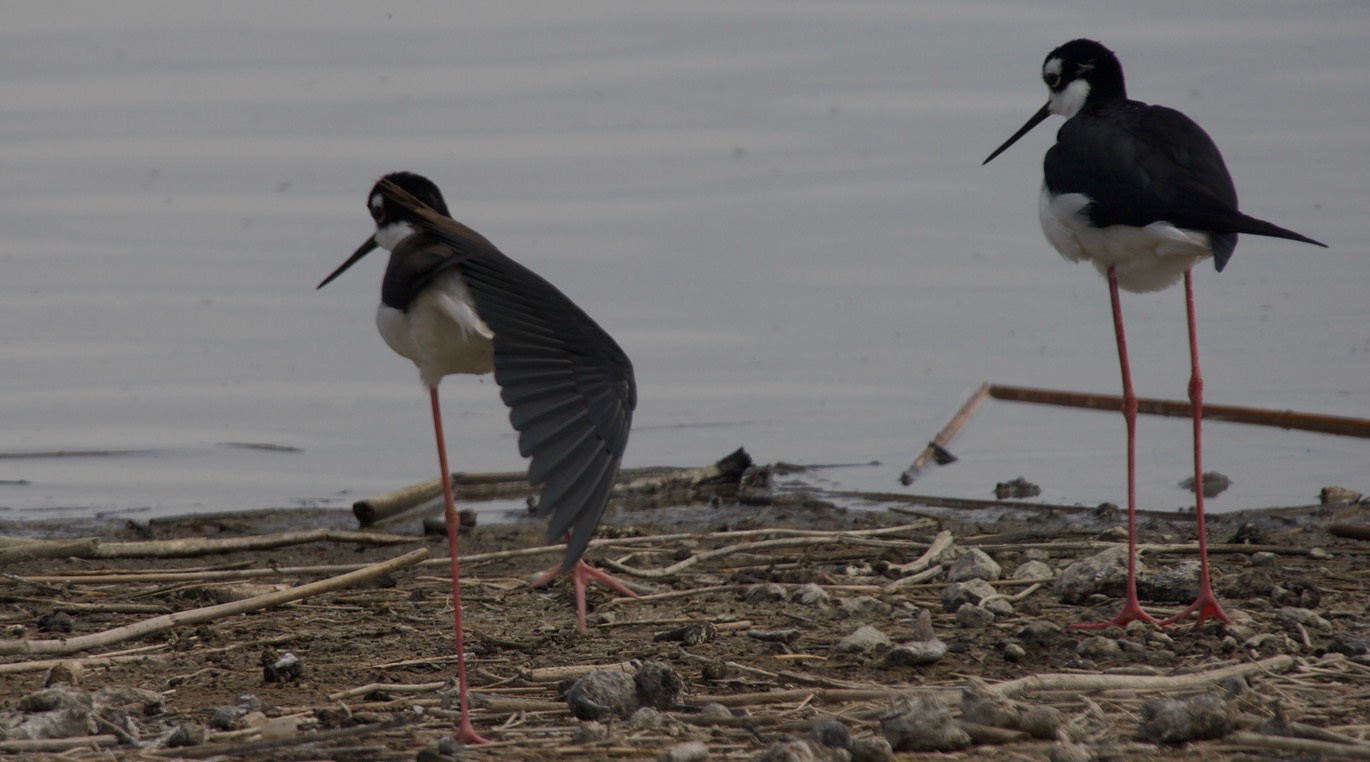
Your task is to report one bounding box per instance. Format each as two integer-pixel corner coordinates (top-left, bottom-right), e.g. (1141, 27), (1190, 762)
(984, 39), (1126, 165)
(317, 171), (450, 290)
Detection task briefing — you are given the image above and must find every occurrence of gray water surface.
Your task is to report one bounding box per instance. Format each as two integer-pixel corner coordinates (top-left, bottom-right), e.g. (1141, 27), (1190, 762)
(2, 2), (1366, 521)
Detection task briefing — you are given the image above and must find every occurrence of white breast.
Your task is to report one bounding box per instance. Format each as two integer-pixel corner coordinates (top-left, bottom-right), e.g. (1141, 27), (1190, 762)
(1039, 187), (1212, 293)
(376, 270), (495, 388)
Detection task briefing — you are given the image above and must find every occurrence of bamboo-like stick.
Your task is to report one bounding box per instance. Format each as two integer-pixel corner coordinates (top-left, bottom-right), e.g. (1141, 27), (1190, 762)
(988, 383), (1370, 438)
(0, 547), (428, 657)
(0, 538), (100, 566)
(352, 448), (753, 525)
(900, 383), (991, 485)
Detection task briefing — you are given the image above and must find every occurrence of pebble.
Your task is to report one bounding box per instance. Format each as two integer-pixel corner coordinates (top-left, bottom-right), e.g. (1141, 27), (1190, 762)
(1076, 636), (1122, 658)
(792, 583), (830, 607)
(567, 670), (640, 720)
(635, 661), (685, 710)
(835, 625), (890, 654)
(959, 682), (1020, 728)
(879, 695), (970, 752)
(850, 735), (895, 762)
(1020, 705), (1065, 739)
(42, 660), (83, 688)
(571, 720), (609, 742)
(1137, 691), (1236, 745)
(166, 722), (207, 747)
(263, 652), (303, 683)
(947, 548), (1001, 582)
(754, 738), (848, 762)
(1050, 740), (1097, 762)
(838, 596), (892, 619)
(955, 603), (995, 629)
(940, 579), (996, 612)
(886, 609), (947, 666)
(662, 740), (710, 762)
(1012, 560), (1053, 580)
(984, 598), (1014, 617)
(1276, 607), (1333, 633)
(811, 717), (853, 750)
(655, 622), (718, 646)
(1018, 620), (1063, 647)
(744, 584), (788, 603)
(630, 707), (666, 730)
(1054, 546), (1134, 604)
(1139, 561), (1200, 603)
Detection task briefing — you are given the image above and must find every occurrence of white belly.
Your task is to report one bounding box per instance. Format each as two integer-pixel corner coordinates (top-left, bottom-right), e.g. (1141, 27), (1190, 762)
(376, 271), (495, 388)
(1039, 188), (1211, 293)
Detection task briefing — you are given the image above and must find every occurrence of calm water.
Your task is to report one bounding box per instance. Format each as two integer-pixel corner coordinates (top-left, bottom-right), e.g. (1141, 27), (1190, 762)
(2, 2), (1367, 523)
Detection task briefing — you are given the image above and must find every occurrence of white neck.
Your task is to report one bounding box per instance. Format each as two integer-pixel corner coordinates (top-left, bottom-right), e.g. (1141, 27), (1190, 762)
(1050, 78), (1091, 119)
(375, 220), (418, 251)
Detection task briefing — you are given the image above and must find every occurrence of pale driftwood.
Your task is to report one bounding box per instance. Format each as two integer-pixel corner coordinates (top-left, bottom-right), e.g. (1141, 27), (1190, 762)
(521, 660), (638, 683)
(886, 529), (953, 574)
(88, 529), (416, 559)
(0, 645), (167, 675)
(145, 712), (425, 759)
(988, 383), (1370, 439)
(0, 537), (100, 566)
(1227, 731), (1370, 759)
(353, 448), (753, 525)
(0, 735), (119, 753)
(602, 522), (933, 579)
(0, 547), (428, 657)
(990, 654), (1294, 698)
(900, 382), (990, 485)
(328, 680), (447, 701)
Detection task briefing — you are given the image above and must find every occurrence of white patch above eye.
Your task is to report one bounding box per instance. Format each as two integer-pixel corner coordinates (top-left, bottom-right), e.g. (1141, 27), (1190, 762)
(1048, 77), (1091, 118)
(1043, 57), (1063, 79)
(369, 193), (384, 211)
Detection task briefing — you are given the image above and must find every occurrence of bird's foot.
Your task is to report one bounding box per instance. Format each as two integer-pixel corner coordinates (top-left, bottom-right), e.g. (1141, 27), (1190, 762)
(1068, 596), (1165, 631)
(1160, 580), (1231, 628)
(531, 559), (639, 632)
(451, 717), (490, 745)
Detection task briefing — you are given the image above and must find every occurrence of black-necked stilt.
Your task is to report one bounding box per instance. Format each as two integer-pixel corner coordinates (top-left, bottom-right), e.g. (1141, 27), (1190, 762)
(983, 39), (1325, 629)
(318, 172), (637, 743)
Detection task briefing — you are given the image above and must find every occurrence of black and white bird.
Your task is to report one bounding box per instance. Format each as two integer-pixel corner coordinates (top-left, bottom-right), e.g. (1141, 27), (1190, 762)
(984, 39), (1324, 629)
(318, 172), (637, 743)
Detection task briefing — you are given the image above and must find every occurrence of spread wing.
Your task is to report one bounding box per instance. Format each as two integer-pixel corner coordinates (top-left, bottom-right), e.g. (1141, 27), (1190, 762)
(1046, 101), (1324, 270)
(382, 178), (636, 571)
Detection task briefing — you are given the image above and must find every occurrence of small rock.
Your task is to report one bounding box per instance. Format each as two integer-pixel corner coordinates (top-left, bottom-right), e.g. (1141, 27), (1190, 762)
(262, 652), (302, 683)
(635, 661), (685, 710)
(744, 584), (788, 603)
(166, 722), (206, 747)
(887, 609), (947, 665)
(1012, 560), (1053, 580)
(1179, 471), (1231, 498)
(697, 702), (733, 719)
(1076, 636), (1122, 658)
(955, 603), (995, 629)
(42, 661), (83, 688)
(10, 685), (95, 740)
(994, 477), (1041, 499)
(1308, 547), (1332, 560)
(1137, 691), (1236, 744)
(879, 694), (970, 752)
(1139, 561), (1201, 604)
(630, 706), (665, 730)
(36, 611), (73, 633)
(947, 548), (1002, 582)
(811, 717), (853, 750)
(655, 622), (718, 646)
(850, 735), (895, 762)
(941, 579), (996, 612)
(1325, 632), (1370, 657)
(984, 598), (1014, 617)
(662, 740), (709, 762)
(1054, 546), (1135, 605)
(571, 720), (609, 743)
(748, 628), (801, 643)
(1276, 607), (1333, 633)
(1000, 642), (1027, 662)
(835, 625), (890, 654)
(1020, 705), (1064, 739)
(754, 738), (848, 762)
(1050, 740), (1097, 762)
(207, 705), (244, 731)
(567, 670), (640, 720)
(1249, 551), (1278, 567)
(1319, 485), (1362, 504)
(960, 681), (1020, 728)
(793, 583), (830, 607)
(838, 596), (892, 619)
(1018, 620), (1063, 647)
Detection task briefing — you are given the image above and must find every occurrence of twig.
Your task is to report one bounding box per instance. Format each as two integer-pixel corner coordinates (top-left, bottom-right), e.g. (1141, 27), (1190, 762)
(886, 530), (953, 575)
(988, 383), (1370, 439)
(146, 710), (425, 759)
(88, 529), (416, 559)
(521, 661), (638, 683)
(0, 548), (429, 656)
(0, 537), (100, 566)
(900, 383), (990, 485)
(0, 735), (119, 753)
(328, 680), (448, 701)
(1227, 731), (1370, 759)
(989, 654), (1294, 697)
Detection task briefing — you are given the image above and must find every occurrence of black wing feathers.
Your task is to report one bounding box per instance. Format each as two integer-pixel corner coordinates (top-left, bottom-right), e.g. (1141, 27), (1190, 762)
(1046, 100), (1324, 270)
(379, 178), (636, 571)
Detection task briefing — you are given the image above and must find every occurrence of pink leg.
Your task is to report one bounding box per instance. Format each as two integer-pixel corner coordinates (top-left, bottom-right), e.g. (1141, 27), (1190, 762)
(1071, 267), (1163, 630)
(531, 548), (639, 632)
(1160, 272), (1232, 627)
(429, 387), (489, 745)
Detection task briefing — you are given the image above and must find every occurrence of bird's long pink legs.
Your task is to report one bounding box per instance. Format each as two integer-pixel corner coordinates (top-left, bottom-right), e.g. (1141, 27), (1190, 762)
(1070, 267), (1164, 630)
(1160, 271), (1231, 627)
(531, 553), (639, 632)
(429, 387), (490, 745)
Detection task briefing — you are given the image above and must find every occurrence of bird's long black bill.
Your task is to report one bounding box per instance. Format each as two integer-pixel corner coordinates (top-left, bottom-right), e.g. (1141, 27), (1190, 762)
(983, 102), (1052, 165)
(317, 235), (378, 289)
